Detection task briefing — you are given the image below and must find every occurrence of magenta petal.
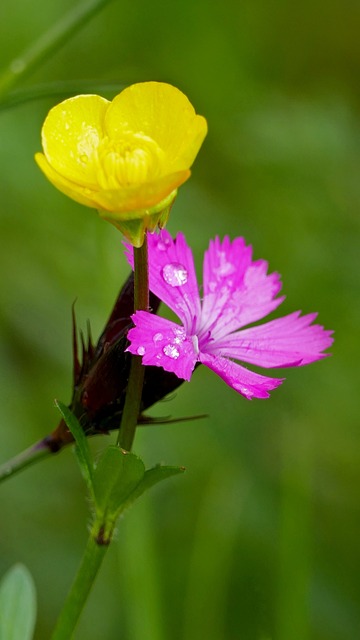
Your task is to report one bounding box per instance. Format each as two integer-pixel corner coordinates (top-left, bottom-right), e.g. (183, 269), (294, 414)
(203, 236), (252, 297)
(212, 311), (334, 368)
(199, 236), (284, 342)
(200, 352), (284, 399)
(125, 230), (201, 332)
(126, 311), (197, 380)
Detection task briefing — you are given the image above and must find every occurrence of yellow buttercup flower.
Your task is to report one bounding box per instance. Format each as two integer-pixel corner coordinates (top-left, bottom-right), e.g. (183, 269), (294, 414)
(35, 82), (207, 246)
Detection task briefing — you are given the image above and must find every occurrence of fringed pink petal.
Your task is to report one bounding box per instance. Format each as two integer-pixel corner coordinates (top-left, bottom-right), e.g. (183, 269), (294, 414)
(126, 311), (197, 380)
(210, 311), (334, 368)
(124, 230), (201, 332)
(200, 352), (284, 399)
(199, 236), (284, 342)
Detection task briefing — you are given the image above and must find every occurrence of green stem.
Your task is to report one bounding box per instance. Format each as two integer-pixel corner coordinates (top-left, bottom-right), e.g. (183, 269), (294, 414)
(0, 439), (52, 484)
(0, 81), (124, 111)
(118, 236), (149, 451)
(51, 524), (109, 640)
(0, 0), (114, 102)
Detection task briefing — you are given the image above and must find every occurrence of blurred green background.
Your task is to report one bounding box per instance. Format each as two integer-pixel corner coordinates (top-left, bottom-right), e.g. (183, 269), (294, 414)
(0, 0), (359, 638)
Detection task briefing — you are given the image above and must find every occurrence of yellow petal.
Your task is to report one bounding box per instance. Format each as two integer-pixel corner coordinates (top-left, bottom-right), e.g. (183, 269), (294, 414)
(168, 113), (208, 172)
(35, 153), (99, 209)
(41, 94), (110, 187)
(105, 82), (207, 170)
(35, 82), (207, 244)
(93, 169), (190, 214)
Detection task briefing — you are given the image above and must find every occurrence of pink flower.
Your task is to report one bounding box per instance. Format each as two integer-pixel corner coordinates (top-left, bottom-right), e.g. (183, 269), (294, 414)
(125, 231), (333, 399)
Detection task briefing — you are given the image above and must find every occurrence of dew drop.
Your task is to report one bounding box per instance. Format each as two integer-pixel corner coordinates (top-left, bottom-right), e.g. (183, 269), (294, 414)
(217, 262), (235, 277)
(153, 332), (163, 343)
(162, 263), (188, 287)
(215, 251), (236, 277)
(173, 327), (186, 344)
(137, 346), (146, 356)
(173, 326), (185, 336)
(241, 386), (254, 398)
(157, 237), (172, 251)
(163, 344), (180, 359)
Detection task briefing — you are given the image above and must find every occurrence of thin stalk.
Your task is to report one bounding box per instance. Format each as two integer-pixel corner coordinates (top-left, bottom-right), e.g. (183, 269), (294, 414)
(118, 236), (149, 451)
(51, 525), (109, 640)
(51, 237), (149, 636)
(0, 0), (114, 101)
(0, 81), (124, 111)
(0, 439), (52, 484)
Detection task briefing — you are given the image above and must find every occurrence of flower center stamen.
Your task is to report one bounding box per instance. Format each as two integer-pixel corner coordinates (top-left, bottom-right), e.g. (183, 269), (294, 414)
(95, 132), (164, 189)
(191, 334), (200, 355)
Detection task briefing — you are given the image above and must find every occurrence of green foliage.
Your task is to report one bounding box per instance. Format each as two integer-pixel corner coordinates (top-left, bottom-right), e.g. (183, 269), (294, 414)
(123, 464), (186, 510)
(92, 447), (145, 518)
(0, 0), (359, 638)
(55, 400), (95, 501)
(0, 564), (37, 640)
(56, 403), (185, 542)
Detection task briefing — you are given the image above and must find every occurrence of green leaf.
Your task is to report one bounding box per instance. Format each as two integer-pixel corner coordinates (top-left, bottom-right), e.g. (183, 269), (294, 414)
(93, 447), (145, 518)
(55, 400), (95, 501)
(0, 564), (37, 640)
(0, 0), (115, 102)
(120, 465), (185, 513)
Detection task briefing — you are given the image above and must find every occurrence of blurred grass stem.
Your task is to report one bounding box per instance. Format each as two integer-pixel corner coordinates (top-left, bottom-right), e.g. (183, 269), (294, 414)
(0, 439), (52, 484)
(0, 0), (114, 102)
(0, 81), (125, 111)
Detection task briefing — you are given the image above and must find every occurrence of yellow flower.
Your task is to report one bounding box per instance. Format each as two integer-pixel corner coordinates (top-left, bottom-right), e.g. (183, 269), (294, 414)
(35, 82), (207, 246)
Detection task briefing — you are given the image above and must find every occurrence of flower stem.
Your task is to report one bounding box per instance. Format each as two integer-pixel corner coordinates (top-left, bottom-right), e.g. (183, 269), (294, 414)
(0, 439), (52, 485)
(0, 0), (114, 102)
(51, 524), (110, 640)
(118, 236), (149, 451)
(51, 237), (149, 635)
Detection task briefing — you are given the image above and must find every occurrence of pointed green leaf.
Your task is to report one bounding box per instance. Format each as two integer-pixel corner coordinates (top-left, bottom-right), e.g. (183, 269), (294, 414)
(0, 564), (37, 640)
(93, 447), (145, 517)
(120, 465), (185, 513)
(55, 400), (95, 500)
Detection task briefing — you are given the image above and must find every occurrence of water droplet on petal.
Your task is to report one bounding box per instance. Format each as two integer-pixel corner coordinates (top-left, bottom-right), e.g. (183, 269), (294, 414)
(172, 326), (186, 344)
(163, 344), (180, 359)
(173, 327), (185, 338)
(157, 237), (172, 251)
(153, 332), (163, 343)
(162, 263), (188, 287)
(137, 346), (146, 356)
(241, 386), (254, 398)
(215, 251), (236, 277)
(221, 263), (235, 276)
